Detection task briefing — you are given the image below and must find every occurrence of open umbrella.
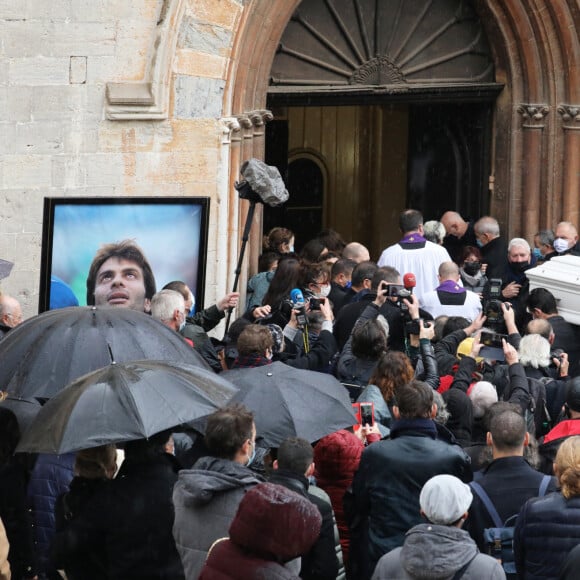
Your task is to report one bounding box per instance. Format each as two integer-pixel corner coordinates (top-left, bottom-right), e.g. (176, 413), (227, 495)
(0, 395), (44, 433)
(16, 360), (238, 454)
(217, 362), (356, 447)
(0, 306), (209, 399)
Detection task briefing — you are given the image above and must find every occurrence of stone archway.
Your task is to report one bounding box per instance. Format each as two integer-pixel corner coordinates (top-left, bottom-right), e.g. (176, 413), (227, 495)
(227, 0), (580, 260)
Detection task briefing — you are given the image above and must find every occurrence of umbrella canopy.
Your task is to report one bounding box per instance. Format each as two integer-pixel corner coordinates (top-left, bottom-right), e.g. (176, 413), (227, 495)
(0, 396), (44, 433)
(219, 362), (356, 447)
(17, 360), (238, 454)
(0, 306), (210, 399)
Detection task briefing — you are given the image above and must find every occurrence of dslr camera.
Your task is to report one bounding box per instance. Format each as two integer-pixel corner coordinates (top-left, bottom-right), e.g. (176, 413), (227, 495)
(484, 278), (505, 331)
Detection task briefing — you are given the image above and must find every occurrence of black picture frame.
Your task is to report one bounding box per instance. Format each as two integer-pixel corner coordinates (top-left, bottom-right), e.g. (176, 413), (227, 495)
(39, 197), (210, 313)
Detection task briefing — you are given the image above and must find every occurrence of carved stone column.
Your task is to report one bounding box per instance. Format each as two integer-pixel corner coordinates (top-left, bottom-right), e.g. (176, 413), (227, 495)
(516, 104), (549, 240)
(557, 105), (580, 225)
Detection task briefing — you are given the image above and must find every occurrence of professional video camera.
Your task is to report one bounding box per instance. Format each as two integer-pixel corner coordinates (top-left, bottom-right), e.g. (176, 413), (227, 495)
(483, 278), (506, 332)
(383, 284), (412, 305)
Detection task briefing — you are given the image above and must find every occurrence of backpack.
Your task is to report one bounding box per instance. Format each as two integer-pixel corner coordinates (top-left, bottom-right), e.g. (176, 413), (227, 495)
(526, 377), (552, 438)
(469, 475), (551, 577)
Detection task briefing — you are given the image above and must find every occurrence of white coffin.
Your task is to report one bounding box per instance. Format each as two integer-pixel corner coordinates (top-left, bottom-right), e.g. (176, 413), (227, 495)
(526, 255), (580, 325)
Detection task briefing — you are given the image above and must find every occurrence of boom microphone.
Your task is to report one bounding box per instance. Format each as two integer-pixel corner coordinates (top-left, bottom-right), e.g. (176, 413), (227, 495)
(403, 273), (416, 293)
(235, 159), (289, 207)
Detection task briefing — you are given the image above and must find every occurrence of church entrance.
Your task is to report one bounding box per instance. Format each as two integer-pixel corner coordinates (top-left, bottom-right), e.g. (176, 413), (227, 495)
(262, 0), (501, 258)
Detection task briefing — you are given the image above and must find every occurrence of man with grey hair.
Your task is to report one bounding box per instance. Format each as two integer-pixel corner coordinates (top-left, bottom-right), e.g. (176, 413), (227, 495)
(0, 294), (23, 339)
(423, 220), (446, 245)
(534, 229), (556, 262)
(420, 261), (482, 321)
(499, 237), (536, 332)
(474, 216), (508, 279)
(150, 289), (186, 335)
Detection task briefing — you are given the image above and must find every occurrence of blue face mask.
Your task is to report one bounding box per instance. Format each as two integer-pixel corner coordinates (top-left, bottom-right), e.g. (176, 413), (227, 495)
(532, 248), (542, 260)
(476, 239), (484, 248)
(345, 280), (352, 289)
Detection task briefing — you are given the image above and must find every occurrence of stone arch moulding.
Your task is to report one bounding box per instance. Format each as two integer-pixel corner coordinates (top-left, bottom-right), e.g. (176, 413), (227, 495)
(105, 0), (186, 120)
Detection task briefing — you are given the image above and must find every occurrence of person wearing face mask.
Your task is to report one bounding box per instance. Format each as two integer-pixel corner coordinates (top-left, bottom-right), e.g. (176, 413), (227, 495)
(150, 289), (190, 339)
(329, 258), (357, 316)
(473, 216), (509, 280)
(459, 246), (488, 295)
(533, 229), (556, 262)
(552, 221), (580, 258)
(172, 404), (263, 580)
(496, 238), (537, 332)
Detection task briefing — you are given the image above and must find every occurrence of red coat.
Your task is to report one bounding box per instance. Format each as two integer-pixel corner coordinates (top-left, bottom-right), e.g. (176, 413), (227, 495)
(314, 430), (363, 563)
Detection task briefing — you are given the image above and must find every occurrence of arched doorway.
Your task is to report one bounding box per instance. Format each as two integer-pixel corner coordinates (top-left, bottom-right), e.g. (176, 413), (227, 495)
(264, 0), (501, 257)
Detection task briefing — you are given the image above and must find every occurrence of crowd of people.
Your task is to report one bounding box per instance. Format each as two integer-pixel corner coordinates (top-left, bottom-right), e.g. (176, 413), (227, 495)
(2, 209), (580, 578)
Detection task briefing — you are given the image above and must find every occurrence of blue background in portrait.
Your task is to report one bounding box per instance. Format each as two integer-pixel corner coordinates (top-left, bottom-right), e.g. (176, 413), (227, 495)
(50, 203), (203, 307)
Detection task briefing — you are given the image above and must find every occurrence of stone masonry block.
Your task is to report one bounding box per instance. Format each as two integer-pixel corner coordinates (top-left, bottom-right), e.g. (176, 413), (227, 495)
(190, 0), (242, 30)
(0, 87), (32, 122)
(51, 155), (89, 189)
(174, 49), (227, 79)
(178, 15), (233, 56)
(1, 20), (52, 58)
(70, 0), (158, 24)
(84, 154), (124, 187)
(164, 119), (221, 152)
(174, 76), (225, 119)
(6, 122), (65, 155)
(2, 155), (52, 189)
(49, 22), (116, 57)
(9, 58), (69, 86)
(0, 60), (8, 85)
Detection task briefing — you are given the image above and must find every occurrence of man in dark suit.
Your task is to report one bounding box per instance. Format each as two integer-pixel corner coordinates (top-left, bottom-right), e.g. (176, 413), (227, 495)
(474, 216), (509, 280)
(465, 403), (557, 552)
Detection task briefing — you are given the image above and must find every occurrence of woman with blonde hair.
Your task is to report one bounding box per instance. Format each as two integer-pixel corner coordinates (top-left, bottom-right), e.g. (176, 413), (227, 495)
(514, 435), (580, 578)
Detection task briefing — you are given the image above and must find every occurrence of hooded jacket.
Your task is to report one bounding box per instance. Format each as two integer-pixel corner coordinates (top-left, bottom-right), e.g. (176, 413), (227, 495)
(372, 523), (504, 579)
(199, 482), (322, 580)
(172, 456), (263, 579)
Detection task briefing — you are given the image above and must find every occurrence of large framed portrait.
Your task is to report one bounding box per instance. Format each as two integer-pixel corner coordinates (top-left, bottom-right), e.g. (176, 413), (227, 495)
(39, 197), (210, 313)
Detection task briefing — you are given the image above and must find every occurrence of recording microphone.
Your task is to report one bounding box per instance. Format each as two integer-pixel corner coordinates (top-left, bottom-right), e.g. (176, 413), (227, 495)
(235, 159), (289, 206)
(290, 288), (307, 327)
(403, 273), (416, 294)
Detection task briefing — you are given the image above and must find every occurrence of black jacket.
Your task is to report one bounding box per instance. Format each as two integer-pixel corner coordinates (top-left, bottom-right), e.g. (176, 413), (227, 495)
(269, 469), (338, 580)
(333, 293), (432, 353)
(52, 477), (111, 580)
(53, 454), (185, 580)
(350, 418), (472, 579)
(481, 236), (509, 281)
(465, 456), (558, 553)
(514, 492), (580, 579)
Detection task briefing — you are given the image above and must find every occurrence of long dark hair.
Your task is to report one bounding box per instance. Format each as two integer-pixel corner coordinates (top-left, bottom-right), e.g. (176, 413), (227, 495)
(262, 256), (301, 307)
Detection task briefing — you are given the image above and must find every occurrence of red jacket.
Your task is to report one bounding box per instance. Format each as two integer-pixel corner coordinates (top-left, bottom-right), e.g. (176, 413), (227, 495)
(314, 430), (363, 564)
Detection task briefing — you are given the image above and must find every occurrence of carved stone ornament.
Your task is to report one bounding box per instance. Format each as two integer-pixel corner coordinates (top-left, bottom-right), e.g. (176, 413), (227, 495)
(557, 105), (580, 127)
(106, 0), (185, 120)
(221, 117), (242, 144)
(349, 56), (406, 85)
(517, 104), (549, 127)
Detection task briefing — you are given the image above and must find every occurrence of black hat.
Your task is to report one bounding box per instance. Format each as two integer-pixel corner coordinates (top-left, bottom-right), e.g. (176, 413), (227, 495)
(566, 378), (580, 412)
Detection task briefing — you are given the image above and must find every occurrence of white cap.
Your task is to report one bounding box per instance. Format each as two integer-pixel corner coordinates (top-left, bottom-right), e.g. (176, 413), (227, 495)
(420, 474), (472, 525)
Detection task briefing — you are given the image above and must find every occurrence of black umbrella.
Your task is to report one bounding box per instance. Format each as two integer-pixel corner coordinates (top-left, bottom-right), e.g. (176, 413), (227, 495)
(16, 360), (238, 454)
(219, 362), (356, 447)
(0, 395), (44, 433)
(0, 306), (210, 399)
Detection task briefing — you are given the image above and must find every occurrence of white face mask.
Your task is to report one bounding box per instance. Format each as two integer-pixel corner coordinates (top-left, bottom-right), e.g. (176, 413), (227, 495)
(553, 238), (570, 253)
(316, 284), (331, 299)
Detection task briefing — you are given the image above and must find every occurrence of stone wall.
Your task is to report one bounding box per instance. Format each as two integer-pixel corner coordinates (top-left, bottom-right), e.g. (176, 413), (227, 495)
(0, 0), (245, 318)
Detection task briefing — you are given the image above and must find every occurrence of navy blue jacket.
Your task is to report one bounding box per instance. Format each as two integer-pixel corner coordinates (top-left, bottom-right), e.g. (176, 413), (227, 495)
(514, 492), (580, 579)
(465, 456), (558, 552)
